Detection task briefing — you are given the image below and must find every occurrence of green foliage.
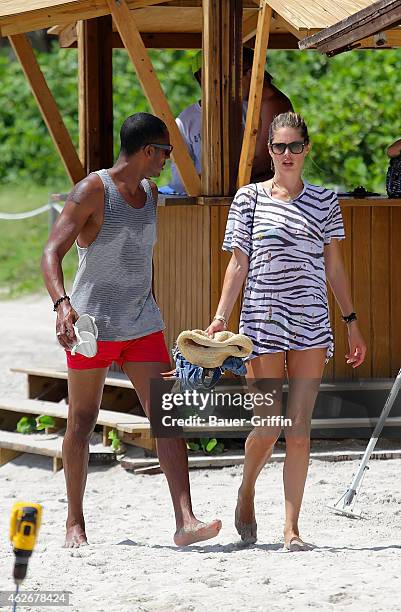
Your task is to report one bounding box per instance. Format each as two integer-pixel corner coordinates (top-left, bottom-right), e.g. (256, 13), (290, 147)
(0, 185), (76, 297)
(16, 416), (37, 434)
(0, 45), (199, 187)
(268, 49), (401, 192)
(1, 44), (400, 190)
(108, 429), (123, 452)
(35, 414), (56, 431)
(0, 47), (79, 186)
(1, 45), (401, 297)
(16, 414), (56, 433)
(187, 437), (224, 455)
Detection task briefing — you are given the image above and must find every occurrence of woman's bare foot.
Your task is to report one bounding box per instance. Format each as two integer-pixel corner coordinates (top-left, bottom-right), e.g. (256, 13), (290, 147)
(64, 522), (88, 548)
(283, 528), (313, 552)
(174, 519), (222, 546)
(235, 489), (257, 544)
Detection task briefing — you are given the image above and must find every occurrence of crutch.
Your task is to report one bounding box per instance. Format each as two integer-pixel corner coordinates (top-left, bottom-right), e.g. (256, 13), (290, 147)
(329, 368), (401, 518)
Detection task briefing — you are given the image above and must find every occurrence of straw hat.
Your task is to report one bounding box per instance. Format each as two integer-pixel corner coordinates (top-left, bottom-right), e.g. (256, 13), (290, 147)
(176, 329), (253, 368)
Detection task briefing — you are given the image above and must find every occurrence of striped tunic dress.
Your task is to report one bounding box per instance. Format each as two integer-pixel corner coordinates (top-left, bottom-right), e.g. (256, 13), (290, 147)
(222, 181), (345, 360)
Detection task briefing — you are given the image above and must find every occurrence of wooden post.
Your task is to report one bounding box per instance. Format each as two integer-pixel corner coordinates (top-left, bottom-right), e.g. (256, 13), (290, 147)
(202, 0), (243, 196)
(9, 33), (85, 185)
(237, 1), (272, 187)
(53, 457), (63, 472)
(202, 0), (222, 196)
(0, 447), (21, 467)
(77, 16), (113, 173)
(222, 0), (243, 194)
(106, 0), (201, 197)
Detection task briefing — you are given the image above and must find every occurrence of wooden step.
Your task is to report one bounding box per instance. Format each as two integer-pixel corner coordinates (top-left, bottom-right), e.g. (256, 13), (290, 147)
(0, 429), (114, 473)
(0, 397), (155, 453)
(11, 366), (133, 389)
(0, 397), (150, 432)
(10, 366), (142, 416)
(182, 416), (401, 434)
(2, 397), (401, 439)
(11, 366), (396, 392)
(120, 447), (401, 474)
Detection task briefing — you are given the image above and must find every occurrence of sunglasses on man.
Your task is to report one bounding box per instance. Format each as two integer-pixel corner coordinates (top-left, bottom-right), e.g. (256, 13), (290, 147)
(270, 141), (306, 155)
(148, 143), (174, 157)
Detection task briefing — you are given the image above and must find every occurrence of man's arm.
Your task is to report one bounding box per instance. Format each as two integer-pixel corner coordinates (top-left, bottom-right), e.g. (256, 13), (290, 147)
(252, 91), (293, 178)
(170, 115), (194, 194)
(387, 138), (401, 158)
(41, 174), (102, 348)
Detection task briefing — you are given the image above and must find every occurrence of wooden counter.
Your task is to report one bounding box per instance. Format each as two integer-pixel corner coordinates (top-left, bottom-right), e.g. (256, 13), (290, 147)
(154, 196), (401, 381)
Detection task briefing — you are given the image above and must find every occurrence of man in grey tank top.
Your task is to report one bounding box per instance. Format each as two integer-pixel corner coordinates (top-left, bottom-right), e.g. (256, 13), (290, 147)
(41, 113), (221, 548)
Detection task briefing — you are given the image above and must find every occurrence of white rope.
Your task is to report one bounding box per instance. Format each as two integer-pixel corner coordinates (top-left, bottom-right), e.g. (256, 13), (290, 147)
(0, 203), (63, 220)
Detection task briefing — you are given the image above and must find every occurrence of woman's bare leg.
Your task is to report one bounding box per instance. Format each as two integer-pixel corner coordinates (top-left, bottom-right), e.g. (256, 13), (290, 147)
(235, 352), (285, 543)
(283, 348), (326, 549)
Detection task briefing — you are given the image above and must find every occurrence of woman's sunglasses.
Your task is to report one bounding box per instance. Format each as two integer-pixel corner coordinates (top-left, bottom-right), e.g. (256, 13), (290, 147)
(270, 141), (306, 155)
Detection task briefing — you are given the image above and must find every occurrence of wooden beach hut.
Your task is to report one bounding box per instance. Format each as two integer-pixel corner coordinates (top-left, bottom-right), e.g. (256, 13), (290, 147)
(1, 0), (401, 468)
(1, 0), (400, 381)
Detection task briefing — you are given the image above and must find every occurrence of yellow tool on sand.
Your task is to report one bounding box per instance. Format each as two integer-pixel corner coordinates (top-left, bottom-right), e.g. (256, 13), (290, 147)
(9, 502), (42, 611)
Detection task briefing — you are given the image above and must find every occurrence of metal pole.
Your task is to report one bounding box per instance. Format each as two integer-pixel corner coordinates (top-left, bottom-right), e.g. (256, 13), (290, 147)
(332, 368), (401, 515)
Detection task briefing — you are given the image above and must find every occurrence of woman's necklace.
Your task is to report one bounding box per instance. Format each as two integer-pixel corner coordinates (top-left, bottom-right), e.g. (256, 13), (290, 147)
(271, 178), (304, 202)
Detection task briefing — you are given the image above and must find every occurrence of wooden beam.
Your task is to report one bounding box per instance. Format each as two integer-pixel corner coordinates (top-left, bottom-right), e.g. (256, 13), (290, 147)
(221, 0), (243, 194)
(243, 10), (259, 43)
(56, 29), (300, 50)
(106, 0), (200, 196)
(358, 29), (401, 48)
(202, 0), (223, 196)
(59, 30), (204, 49)
(58, 22), (77, 48)
(237, 1), (272, 187)
(299, 0), (401, 54)
(0, 0), (170, 37)
(47, 24), (65, 36)
(77, 21), (85, 166)
(116, 31), (203, 49)
(0, 447), (21, 467)
(9, 33), (85, 185)
(77, 17), (114, 173)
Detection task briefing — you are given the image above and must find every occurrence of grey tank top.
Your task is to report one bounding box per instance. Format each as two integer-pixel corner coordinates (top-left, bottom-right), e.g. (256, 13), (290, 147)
(70, 169), (165, 341)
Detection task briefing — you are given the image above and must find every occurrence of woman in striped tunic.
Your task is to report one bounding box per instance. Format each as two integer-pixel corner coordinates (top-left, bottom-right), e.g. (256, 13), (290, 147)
(207, 112), (366, 550)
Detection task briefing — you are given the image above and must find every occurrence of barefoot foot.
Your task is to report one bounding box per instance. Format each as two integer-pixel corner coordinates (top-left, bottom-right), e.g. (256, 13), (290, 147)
(235, 490), (257, 544)
(174, 519), (222, 546)
(283, 530), (313, 552)
(64, 523), (88, 548)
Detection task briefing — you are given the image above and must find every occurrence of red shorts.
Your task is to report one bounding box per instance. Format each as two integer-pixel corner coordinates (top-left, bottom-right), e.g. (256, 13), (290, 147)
(66, 330), (170, 370)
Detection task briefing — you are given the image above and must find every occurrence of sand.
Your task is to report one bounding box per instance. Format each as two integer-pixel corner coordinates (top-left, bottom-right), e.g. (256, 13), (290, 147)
(1, 296), (401, 612)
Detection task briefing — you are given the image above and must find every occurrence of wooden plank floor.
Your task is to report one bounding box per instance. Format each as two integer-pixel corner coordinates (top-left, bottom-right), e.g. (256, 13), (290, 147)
(0, 397), (150, 433)
(0, 430), (114, 472)
(11, 366), (398, 392)
(11, 366), (134, 389)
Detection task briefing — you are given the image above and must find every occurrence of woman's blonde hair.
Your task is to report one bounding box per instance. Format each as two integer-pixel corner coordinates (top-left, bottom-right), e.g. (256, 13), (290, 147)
(268, 112), (309, 144)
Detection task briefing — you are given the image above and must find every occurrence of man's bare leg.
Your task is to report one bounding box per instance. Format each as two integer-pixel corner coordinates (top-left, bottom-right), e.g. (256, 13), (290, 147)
(235, 353), (285, 543)
(63, 367), (108, 547)
(283, 348), (326, 550)
(123, 362), (222, 546)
